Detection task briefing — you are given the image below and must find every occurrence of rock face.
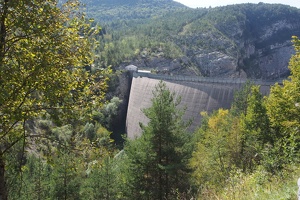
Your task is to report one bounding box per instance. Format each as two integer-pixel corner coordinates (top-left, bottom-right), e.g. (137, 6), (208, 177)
(241, 42), (294, 79)
(194, 52), (243, 78)
(118, 4), (300, 80)
(237, 14), (300, 79)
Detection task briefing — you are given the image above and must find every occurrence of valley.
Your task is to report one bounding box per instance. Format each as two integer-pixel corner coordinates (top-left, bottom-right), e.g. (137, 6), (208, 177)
(1, 1), (300, 199)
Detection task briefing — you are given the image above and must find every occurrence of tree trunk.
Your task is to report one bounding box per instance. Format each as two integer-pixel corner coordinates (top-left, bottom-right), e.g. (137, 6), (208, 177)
(0, 0), (8, 59)
(0, 153), (7, 200)
(0, 4), (9, 198)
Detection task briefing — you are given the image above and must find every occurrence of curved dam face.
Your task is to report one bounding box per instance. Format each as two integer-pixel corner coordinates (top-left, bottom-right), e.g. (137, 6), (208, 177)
(126, 73), (273, 139)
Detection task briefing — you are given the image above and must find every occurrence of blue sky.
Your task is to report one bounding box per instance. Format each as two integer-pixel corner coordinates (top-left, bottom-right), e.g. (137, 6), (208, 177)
(174, 0), (300, 8)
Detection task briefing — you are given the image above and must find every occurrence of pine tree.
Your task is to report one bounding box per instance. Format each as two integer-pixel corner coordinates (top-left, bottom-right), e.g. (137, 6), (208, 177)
(239, 85), (271, 171)
(81, 156), (118, 200)
(51, 150), (81, 200)
(123, 81), (192, 199)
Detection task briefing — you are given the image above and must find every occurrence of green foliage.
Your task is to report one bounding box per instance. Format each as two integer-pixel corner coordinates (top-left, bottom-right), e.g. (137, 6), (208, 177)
(50, 151), (81, 200)
(6, 118), (116, 199)
(8, 155), (52, 200)
(240, 85), (271, 171)
(121, 81), (193, 199)
(82, 121), (112, 144)
(231, 81), (253, 116)
(190, 109), (243, 190)
(214, 165), (299, 200)
(0, 0), (108, 152)
(190, 83), (294, 197)
(81, 157), (119, 200)
(267, 37), (300, 136)
(3, 1), (300, 199)
(0, 1), (110, 198)
(264, 36), (300, 171)
(121, 133), (155, 199)
(88, 3), (300, 77)
(191, 36), (300, 198)
(82, 0), (186, 22)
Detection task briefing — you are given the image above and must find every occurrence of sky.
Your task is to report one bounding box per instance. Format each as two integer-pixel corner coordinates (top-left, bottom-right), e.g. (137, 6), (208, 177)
(173, 0), (300, 9)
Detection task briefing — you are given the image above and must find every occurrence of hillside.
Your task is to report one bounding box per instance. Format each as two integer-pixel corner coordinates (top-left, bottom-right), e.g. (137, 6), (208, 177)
(86, 2), (300, 80)
(3, 2), (300, 199)
(82, 0), (187, 22)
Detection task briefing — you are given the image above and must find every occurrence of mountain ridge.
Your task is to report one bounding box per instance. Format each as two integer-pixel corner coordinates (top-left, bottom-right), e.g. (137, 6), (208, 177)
(85, 1), (300, 80)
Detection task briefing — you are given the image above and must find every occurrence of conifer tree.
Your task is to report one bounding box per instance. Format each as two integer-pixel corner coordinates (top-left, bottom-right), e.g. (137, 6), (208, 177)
(123, 81), (192, 199)
(81, 157), (118, 200)
(240, 85), (271, 171)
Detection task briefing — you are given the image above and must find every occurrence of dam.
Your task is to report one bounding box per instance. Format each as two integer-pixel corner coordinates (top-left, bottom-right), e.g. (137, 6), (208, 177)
(125, 72), (278, 139)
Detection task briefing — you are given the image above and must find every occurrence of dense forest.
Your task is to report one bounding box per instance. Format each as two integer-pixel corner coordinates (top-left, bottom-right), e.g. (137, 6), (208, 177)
(81, 0), (186, 22)
(0, 0), (300, 199)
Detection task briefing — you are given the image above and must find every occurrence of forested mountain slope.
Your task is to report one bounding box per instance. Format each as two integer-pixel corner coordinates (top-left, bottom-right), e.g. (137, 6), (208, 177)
(86, 2), (300, 80)
(82, 0), (187, 22)
(3, 1), (300, 199)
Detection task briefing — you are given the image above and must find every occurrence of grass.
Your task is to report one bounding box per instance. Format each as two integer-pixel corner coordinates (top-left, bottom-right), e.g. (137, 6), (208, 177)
(198, 164), (300, 200)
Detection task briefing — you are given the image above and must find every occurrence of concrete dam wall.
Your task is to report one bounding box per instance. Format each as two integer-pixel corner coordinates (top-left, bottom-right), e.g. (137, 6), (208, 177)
(126, 72), (276, 139)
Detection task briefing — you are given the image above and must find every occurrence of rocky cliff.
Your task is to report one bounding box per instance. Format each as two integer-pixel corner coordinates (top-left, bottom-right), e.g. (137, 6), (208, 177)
(116, 3), (300, 80)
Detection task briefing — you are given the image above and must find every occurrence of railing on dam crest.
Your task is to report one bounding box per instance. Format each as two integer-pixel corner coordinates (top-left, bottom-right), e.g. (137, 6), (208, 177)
(133, 71), (283, 86)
